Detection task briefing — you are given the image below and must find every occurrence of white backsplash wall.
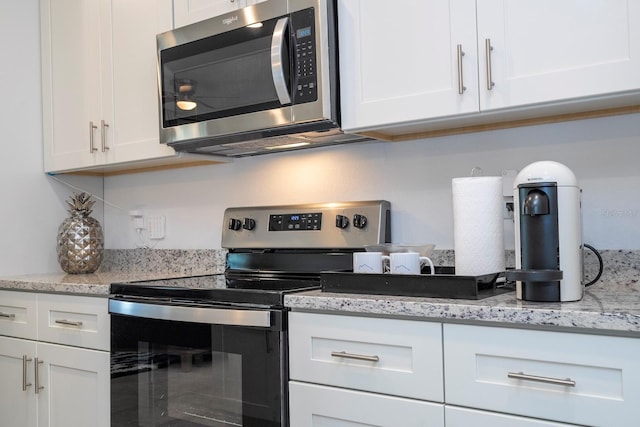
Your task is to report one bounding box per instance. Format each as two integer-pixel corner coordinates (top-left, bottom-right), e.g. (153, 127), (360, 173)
(104, 112), (640, 251)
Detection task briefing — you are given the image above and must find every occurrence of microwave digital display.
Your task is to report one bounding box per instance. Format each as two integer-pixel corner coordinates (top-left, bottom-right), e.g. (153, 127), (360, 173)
(297, 26), (312, 38)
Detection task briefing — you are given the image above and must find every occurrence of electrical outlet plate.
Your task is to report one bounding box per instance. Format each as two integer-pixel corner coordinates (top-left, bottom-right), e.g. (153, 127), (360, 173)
(147, 215), (165, 239)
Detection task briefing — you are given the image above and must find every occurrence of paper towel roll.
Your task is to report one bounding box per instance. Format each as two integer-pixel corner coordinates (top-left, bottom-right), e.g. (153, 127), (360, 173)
(452, 176), (505, 276)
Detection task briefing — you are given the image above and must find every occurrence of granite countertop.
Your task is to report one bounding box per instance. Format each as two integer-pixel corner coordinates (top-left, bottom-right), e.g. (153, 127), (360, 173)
(2, 249), (639, 336)
(0, 249), (227, 296)
(285, 250), (640, 336)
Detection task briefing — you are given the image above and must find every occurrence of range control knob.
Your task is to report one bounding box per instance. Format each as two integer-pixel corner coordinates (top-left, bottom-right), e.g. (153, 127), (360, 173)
(335, 214), (349, 229)
(228, 218), (242, 231)
(353, 214), (368, 229)
(242, 218), (256, 231)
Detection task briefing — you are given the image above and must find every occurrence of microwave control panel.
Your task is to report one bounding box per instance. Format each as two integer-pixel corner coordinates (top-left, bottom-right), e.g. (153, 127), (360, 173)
(292, 8), (317, 104)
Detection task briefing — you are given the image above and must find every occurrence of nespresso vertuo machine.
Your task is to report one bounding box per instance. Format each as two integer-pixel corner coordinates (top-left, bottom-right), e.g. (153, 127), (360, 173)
(507, 161), (583, 302)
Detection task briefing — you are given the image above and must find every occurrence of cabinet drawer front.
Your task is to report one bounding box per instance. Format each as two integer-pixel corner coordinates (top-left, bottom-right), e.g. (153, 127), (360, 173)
(443, 324), (640, 426)
(37, 294), (109, 351)
(289, 381), (444, 427)
(446, 406), (578, 427)
(289, 312), (443, 401)
(0, 290), (37, 340)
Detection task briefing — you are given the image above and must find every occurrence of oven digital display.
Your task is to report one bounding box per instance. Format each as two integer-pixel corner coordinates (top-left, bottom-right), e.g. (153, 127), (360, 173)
(269, 213), (322, 231)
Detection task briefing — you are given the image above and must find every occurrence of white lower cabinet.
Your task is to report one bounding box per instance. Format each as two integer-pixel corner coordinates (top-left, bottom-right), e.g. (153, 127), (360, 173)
(0, 336), (37, 427)
(443, 324), (640, 427)
(289, 381), (445, 427)
(0, 292), (109, 427)
(289, 312), (445, 426)
(288, 312), (640, 427)
(445, 406), (577, 427)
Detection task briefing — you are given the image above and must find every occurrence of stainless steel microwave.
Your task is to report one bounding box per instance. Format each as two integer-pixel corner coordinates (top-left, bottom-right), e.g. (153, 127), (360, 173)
(156, 0), (370, 157)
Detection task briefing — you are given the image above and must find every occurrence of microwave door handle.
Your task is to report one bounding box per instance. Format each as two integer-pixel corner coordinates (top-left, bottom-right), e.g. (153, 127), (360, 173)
(271, 17), (292, 105)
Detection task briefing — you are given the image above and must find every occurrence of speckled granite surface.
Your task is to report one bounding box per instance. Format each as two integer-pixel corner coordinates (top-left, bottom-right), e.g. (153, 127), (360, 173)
(0, 249), (227, 296)
(285, 250), (640, 335)
(2, 249), (640, 334)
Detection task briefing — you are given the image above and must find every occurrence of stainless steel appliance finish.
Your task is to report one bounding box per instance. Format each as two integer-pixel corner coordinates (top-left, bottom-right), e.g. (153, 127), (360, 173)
(222, 200), (391, 249)
(109, 200), (391, 427)
(157, 0), (371, 157)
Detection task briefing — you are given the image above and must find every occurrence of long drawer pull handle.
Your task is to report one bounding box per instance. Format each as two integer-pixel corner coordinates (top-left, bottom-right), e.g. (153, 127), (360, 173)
(485, 38), (495, 90)
(456, 44), (465, 94)
(22, 355), (33, 391)
(508, 371), (576, 387)
(55, 319), (83, 327)
(331, 351), (380, 363)
(0, 312), (16, 319)
(101, 120), (110, 152)
(89, 121), (98, 153)
(34, 358), (44, 394)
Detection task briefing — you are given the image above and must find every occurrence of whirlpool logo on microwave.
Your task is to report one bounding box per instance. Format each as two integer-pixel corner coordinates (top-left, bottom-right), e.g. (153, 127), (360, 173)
(223, 15), (238, 25)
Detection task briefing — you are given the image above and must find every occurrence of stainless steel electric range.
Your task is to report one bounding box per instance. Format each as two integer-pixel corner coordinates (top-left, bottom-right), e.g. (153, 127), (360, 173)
(109, 201), (391, 427)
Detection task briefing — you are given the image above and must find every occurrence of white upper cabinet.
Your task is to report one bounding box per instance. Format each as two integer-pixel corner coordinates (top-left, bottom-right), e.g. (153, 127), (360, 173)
(109, 0), (176, 164)
(478, 0), (640, 111)
(41, 0), (109, 171)
(173, 0), (268, 27)
(41, 0), (220, 174)
(338, 0), (479, 131)
(339, 0), (640, 135)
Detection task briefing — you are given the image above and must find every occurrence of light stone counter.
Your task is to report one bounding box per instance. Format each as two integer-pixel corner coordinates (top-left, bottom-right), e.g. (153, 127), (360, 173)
(0, 249), (227, 296)
(285, 250), (640, 336)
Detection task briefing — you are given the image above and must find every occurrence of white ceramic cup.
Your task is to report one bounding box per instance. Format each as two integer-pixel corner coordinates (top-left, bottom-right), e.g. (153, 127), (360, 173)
(387, 252), (435, 275)
(353, 252), (385, 274)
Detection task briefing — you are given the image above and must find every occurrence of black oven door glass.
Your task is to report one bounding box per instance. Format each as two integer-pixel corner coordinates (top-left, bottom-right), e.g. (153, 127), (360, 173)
(111, 314), (283, 427)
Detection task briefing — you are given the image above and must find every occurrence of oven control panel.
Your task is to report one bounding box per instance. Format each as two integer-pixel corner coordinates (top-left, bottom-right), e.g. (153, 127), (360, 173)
(222, 201), (391, 249)
(269, 213), (322, 231)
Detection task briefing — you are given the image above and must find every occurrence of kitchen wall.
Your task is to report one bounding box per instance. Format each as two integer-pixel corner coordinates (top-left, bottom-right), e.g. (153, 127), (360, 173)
(104, 112), (640, 251)
(0, 1), (103, 276)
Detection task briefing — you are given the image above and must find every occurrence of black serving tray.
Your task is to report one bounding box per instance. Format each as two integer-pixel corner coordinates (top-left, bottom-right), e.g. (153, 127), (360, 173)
(320, 267), (512, 300)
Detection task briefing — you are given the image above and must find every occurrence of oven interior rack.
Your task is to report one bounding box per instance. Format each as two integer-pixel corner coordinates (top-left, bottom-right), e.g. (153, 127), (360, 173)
(320, 267), (512, 300)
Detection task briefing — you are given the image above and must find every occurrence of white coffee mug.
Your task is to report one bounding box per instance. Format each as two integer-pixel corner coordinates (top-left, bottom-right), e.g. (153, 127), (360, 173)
(387, 252), (435, 275)
(353, 252), (384, 274)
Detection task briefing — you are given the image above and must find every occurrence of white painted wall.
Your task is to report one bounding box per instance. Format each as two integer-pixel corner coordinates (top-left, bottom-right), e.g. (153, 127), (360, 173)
(104, 112), (640, 251)
(0, 1), (103, 276)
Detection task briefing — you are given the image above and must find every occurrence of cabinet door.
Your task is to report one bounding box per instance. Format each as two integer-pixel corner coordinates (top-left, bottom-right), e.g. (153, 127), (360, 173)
(0, 337), (37, 427)
(477, 0), (640, 110)
(290, 382), (445, 427)
(444, 324), (640, 427)
(338, 0), (479, 133)
(173, 0), (247, 27)
(109, 0), (177, 164)
(41, 0), (111, 172)
(37, 342), (110, 427)
(446, 406), (578, 427)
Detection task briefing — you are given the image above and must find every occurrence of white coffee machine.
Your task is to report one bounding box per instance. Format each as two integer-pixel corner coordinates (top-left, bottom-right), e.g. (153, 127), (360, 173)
(507, 161), (583, 302)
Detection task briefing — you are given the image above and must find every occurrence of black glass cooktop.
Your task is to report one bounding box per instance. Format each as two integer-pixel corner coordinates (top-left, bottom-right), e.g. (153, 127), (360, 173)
(110, 273), (320, 308)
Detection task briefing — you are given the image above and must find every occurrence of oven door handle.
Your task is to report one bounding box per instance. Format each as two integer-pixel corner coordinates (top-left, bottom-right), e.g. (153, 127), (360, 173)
(271, 17), (292, 105)
(108, 299), (271, 328)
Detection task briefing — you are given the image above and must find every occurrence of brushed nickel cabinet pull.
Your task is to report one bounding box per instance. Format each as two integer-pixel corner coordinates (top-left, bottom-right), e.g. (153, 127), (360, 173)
(89, 121), (98, 153)
(55, 319), (83, 327)
(0, 312), (16, 319)
(331, 351), (380, 363)
(485, 38), (495, 90)
(508, 371), (576, 387)
(34, 358), (44, 394)
(101, 120), (109, 152)
(22, 355), (32, 391)
(456, 44), (466, 94)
